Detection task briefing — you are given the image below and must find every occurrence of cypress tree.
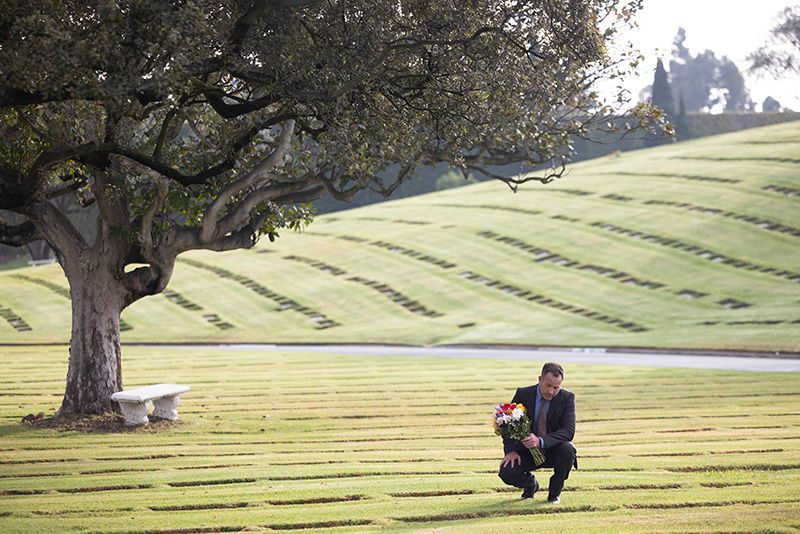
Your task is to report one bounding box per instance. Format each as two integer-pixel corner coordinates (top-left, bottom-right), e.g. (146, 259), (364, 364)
(676, 92), (690, 139)
(651, 58), (677, 120)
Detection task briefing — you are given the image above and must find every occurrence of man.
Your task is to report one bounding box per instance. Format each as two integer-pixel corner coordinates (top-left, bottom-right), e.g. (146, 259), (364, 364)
(498, 362), (577, 504)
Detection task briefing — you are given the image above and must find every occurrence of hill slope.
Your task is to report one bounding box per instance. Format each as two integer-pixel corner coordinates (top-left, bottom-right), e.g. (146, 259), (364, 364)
(1, 121), (799, 351)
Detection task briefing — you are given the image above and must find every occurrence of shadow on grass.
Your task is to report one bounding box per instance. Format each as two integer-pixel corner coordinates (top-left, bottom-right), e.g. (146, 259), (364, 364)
(388, 495), (596, 530)
(0, 414), (182, 435)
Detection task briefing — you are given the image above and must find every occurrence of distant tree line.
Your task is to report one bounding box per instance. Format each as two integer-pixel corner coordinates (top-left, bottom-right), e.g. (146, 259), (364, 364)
(646, 25), (799, 128)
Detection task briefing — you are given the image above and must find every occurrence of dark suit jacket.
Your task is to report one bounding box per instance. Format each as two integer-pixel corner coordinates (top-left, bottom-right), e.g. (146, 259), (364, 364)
(503, 385), (576, 455)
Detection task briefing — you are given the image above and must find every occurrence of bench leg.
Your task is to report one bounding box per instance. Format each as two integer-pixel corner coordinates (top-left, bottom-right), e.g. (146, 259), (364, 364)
(118, 401), (150, 426)
(153, 395), (181, 420)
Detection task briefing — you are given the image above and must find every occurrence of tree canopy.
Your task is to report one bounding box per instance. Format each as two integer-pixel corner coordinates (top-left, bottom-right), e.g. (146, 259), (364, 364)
(749, 5), (800, 77)
(0, 0), (660, 416)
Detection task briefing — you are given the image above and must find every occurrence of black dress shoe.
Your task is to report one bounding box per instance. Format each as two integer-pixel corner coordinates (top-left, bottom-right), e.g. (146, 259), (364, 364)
(520, 478), (539, 499)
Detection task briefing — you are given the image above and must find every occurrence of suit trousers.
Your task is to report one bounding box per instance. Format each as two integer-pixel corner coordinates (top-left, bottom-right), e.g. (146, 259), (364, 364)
(498, 441), (576, 499)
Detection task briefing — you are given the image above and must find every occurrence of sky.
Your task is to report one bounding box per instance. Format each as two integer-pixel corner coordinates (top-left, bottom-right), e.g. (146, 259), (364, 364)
(612, 0), (800, 111)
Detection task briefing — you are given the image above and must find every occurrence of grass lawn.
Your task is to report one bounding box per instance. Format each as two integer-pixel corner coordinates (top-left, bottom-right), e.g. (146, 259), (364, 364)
(1, 345), (799, 532)
(1, 122), (798, 351)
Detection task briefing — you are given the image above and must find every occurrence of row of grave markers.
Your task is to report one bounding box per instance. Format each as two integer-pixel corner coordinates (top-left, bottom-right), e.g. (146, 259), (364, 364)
(11, 274), (133, 332)
(0, 304), (32, 332)
(599, 171), (740, 184)
(763, 184), (800, 197)
(594, 196), (800, 239)
(370, 240), (456, 270)
(457, 270), (648, 332)
(346, 275), (444, 318)
(476, 230), (753, 309)
(443, 186), (796, 242)
(433, 203), (543, 218)
(281, 254), (444, 318)
(590, 222), (800, 284)
(477, 230), (667, 291)
(701, 318), (800, 326)
(162, 289), (235, 330)
(179, 258), (340, 329)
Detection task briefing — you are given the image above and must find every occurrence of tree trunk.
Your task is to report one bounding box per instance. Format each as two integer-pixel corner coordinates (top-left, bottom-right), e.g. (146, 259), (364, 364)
(58, 265), (124, 416)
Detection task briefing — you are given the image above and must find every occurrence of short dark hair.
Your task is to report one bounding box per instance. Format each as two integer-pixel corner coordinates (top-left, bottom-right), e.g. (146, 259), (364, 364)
(541, 362), (564, 378)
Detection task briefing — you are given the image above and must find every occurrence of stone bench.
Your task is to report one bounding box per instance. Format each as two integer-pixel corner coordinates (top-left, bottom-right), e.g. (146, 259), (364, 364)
(111, 384), (190, 426)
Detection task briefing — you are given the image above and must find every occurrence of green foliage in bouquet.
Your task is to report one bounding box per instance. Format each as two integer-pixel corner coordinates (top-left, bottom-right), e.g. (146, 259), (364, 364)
(492, 402), (545, 465)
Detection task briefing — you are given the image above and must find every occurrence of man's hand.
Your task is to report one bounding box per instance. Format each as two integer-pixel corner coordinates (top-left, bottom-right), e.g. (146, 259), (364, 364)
(500, 451), (521, 468)
(521, 434), (540, 449)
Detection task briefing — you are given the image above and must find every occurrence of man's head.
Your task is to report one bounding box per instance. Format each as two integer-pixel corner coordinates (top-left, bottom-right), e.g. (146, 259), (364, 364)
(538, 362), (564, 400)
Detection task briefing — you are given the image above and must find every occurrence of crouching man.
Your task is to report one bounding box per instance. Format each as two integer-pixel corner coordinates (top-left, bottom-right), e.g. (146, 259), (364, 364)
(498, 362), (577, 504)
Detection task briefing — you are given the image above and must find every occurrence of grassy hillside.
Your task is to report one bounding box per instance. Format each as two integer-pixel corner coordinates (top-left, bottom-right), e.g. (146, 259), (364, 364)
(1, 121), (799, 351)
(1, 346), (799, 532)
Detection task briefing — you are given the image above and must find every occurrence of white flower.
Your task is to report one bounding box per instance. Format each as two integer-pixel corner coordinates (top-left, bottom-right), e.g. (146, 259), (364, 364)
(511, 408), (523, 420)
(501, 414), (512, 424)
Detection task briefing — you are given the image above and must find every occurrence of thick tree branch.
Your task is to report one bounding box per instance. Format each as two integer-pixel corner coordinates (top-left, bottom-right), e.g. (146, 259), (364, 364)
(160, 179), (319, 259)
(107, 113), (295, 187)
(153, 108), (179, 161)
(272, 185), (324, 205)
(29, 142), (113, 186)
(318, 171), (363, 202)
(205, 92), (280, 119)
(0, 216), (42, 247)
(91, 172), (127, 229)
(90, 171), (131, 261)
(229, 1), (270, 55)
(122, 261), (175, 308)
(369, 157), (419, 197)
(164, 224), (249, 256)
(206, 227), (262, 252)
(28, 201), (88, 265)
(139, 176), (169, 262)
(215, 176), (316, 237)
(44, 179), (84, 200)
(0, 86), (99, 108)
(200, 119), (295, 243)
(228, 0), (325, 55)
(111, 147), (232, 186)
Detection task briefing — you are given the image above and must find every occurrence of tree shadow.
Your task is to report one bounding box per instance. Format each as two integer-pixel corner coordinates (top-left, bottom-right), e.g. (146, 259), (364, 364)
(0, 414), (182, 435)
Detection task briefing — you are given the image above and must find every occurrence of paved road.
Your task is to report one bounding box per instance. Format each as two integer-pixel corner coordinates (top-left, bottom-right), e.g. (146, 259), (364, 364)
(200, 344), (800, 372)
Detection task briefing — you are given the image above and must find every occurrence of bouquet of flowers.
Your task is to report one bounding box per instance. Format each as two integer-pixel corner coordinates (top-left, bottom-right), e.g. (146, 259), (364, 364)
(492, 402), (545, 466)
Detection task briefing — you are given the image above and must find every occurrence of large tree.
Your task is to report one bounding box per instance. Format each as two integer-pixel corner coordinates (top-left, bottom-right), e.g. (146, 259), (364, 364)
(0, 0), (660, 417)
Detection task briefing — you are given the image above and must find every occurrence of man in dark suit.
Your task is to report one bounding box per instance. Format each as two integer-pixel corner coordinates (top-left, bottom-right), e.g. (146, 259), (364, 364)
(498, 362), (576, 504)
